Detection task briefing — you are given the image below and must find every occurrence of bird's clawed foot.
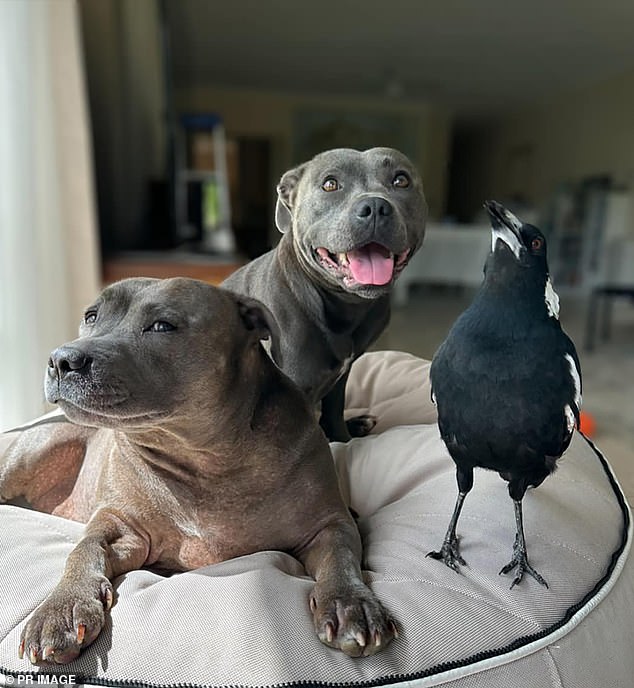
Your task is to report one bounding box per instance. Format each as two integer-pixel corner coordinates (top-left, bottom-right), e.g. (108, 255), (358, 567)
(499, 542), (548, 589)
(427, 535), (467, 573)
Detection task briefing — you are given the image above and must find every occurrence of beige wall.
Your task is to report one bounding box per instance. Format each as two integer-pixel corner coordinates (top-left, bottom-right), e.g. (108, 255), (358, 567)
(462, 68), (634, 218)
(175, 86), (453, 221)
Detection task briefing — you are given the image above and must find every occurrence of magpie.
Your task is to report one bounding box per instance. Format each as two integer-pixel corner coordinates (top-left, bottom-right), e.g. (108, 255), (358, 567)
(427, 200), (582, 588)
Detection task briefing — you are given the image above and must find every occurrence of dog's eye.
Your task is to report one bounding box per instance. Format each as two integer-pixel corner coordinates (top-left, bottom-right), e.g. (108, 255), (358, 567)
(392, 173), (410, 188)
(84, 311), (97, 325)
(322, 177), (339, 192)
(145, 321), (176, 333)
(531, 237), (543, 251)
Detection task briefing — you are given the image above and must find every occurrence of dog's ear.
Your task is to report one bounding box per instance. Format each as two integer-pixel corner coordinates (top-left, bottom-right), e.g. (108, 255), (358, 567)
(275, 163), (307, 234)
(236, 295), (282, 366)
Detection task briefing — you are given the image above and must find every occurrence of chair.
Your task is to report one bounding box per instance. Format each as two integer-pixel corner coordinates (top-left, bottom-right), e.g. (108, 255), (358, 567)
(584, 238), (634, 351)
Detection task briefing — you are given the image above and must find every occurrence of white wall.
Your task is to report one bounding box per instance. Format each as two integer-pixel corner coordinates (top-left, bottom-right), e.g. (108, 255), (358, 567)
(0, 0), (100, 428)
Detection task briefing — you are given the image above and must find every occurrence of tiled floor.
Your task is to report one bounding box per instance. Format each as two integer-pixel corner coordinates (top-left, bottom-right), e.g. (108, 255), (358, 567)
(375, 286), (634, 504)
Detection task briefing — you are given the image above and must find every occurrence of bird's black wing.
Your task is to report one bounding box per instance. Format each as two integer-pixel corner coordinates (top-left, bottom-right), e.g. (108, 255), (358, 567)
(563, 331), (582, 425)
(522, 329), (582, 461)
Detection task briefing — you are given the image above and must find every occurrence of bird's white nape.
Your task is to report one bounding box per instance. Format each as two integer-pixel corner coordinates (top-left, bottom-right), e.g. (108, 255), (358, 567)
(544, 277), (560, 319)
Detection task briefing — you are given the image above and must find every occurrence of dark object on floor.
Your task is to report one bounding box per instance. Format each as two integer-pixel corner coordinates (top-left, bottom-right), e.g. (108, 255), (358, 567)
(428, 201), (582, 588)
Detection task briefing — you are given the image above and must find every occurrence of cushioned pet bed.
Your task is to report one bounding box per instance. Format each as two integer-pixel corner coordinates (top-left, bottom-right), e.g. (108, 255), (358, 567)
(1, 351), (632, 687)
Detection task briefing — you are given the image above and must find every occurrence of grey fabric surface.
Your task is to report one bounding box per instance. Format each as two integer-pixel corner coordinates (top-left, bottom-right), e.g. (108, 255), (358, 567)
(0, 351), (632, 687)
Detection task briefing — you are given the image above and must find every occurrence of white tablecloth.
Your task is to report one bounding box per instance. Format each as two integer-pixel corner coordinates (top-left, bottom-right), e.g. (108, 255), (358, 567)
(394, 224), (490, 305)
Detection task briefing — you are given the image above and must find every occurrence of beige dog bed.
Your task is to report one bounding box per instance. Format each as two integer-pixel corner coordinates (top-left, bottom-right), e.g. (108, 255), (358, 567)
(0, 351), (632, 687)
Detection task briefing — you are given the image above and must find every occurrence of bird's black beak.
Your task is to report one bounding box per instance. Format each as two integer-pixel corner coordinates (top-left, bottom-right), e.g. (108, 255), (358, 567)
(484, 200), (524, 260)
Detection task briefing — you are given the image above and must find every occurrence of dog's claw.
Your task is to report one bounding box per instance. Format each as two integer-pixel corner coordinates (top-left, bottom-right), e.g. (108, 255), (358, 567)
(102, 585), (113, 611)
(311, 585), (396, 657)
(390, 620), (399, 639)
(18, 638), (25, 659)
(20, 576), (108, 665)
(309, 596), (317, 613)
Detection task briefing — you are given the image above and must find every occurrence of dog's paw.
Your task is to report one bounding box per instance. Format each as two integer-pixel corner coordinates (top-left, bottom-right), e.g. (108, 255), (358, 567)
(309, 583), (397, 657)
(20, 577), (113, 665)
(346, 414), (377, 438)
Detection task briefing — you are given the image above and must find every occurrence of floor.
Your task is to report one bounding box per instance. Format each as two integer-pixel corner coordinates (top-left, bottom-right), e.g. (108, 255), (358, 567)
(375, 286), (634, 504)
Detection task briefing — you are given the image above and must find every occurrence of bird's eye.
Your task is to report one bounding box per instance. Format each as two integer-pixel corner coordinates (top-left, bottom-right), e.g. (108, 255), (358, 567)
(531, 237), (543, 251)
(145, 321), (176, 333)
(84, 311), (97, 325)
(393, 173), (410, 188)
(322, 177), (339, 192)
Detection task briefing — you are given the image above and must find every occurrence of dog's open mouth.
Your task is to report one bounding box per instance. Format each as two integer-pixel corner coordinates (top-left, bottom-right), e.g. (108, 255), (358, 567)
(315, 243), (410, 287)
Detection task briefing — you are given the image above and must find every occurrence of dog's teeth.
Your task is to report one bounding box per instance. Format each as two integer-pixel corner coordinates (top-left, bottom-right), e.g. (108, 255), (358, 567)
(338, 252), (348, 266)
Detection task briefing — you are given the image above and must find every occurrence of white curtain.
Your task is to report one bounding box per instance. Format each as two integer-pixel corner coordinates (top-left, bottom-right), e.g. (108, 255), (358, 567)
(0, 0), (100, 429)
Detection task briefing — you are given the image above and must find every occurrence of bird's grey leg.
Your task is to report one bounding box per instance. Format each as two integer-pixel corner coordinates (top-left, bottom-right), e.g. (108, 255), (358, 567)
(499, 499), (549, 589)
(427, 490), (468, 572)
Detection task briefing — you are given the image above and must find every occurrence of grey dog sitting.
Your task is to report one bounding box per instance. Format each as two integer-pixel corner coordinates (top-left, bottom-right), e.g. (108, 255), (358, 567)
(0, 278), (396, 665)
(223, 147), (427, 441)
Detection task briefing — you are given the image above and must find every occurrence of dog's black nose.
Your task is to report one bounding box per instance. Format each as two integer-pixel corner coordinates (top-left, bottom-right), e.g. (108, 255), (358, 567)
(48, 346), (91, 379)
(354, 197), (393, 219)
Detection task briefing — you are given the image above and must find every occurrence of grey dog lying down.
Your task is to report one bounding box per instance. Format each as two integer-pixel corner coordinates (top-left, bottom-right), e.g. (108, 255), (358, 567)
(0, 277), (396, 665)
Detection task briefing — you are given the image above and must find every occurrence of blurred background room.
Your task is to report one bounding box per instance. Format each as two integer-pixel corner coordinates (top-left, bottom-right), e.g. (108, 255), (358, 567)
(0, 0), (632, 498)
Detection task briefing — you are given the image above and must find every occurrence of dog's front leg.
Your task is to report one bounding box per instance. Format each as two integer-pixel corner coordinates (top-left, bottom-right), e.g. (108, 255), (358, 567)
(0, 422), (92, 511)
(320, 374), (377, 442)
(319, 374), (351, 442)
(19, 508), (149, 665)
(298, 518), (396, 657)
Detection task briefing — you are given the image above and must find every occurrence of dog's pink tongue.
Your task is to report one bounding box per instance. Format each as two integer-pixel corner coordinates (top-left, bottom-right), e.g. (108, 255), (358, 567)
(346, 243), (394, 285)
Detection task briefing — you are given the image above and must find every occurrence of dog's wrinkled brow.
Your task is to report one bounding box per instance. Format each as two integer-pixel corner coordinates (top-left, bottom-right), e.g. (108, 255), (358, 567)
(315, 166), (344, 180)
(379, 155), (398, 169)
(103, 283), (130, 301)
(91, 283), (138, 316)
(84, 297), (102, 311)
(137, 303), (183, 322)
